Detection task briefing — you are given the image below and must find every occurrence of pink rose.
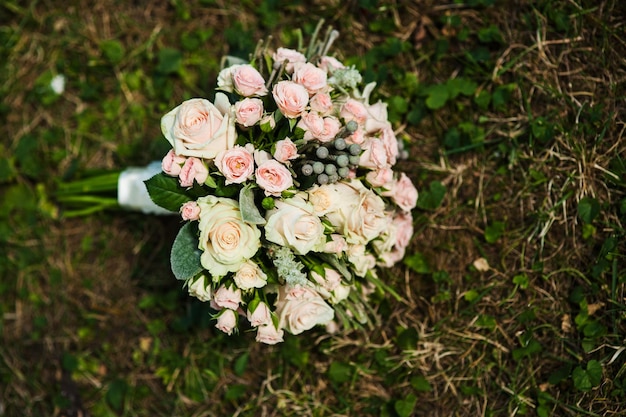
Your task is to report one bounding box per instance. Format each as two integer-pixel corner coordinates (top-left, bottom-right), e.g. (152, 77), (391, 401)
(309, 92), (333, 116)
(293, 62), (328, 95)
(380, 124), (399, 166)
(393, 211), (413, 251)
(234, 97), (264, 127)
(366, 168), (394, 188)
(272, 81), (309, 118)
(179, 157), (209, 187)
(247, 302), (271, 327)
(232, 65), (268, 97)
(340, 99), (368, 126)
(322, 234), (347, 254)
(161, 149), (186, 176)
(160, 95), (236, 160)
(215, 145), (254, 185)
(215, 309), (237, 335)
(311, 268), (342, 295)
(297, 112), (325, 141)
(272, 47), (307, 73)
(391, 173), (418, 212)
(318, 117), (341, 142)
(318, 56), (345, 73)
(256, 323), (284, 344)
(273, 138), (299, 163)
(346, 128), (365, 145)
(180, 201), (201, 221)
(255, 159), (294, 196)
(275, 285), (334, 335)
(213, 285), (242, 310)
(359, 138), (389, 170)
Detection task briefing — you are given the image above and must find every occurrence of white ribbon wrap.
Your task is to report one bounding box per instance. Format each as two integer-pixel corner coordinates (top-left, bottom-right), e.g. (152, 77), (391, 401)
(117, 161), (175, 215)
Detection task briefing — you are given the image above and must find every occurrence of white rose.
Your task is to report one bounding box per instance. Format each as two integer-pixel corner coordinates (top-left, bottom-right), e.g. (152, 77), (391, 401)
(160, 94), (236, 160)
(265, 197), (325, 255)
(347, 244), (377, 278)
(197, 195), (261, 277)
(233, 261), (268, 290)
(275, 285), (334, 335)
(325, 180), (389, 244)
(187, 275), (212, 302)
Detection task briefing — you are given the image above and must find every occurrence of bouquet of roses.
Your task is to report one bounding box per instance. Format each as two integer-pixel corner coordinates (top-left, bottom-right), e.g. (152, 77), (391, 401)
(144, 25), (418, 344)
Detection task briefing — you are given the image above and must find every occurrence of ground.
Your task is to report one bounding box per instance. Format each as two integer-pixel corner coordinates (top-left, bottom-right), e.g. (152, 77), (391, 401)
(1, 0), (625, 416)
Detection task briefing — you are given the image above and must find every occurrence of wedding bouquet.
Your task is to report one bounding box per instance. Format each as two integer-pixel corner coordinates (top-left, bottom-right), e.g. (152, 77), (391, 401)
(143, 25), (418, 344)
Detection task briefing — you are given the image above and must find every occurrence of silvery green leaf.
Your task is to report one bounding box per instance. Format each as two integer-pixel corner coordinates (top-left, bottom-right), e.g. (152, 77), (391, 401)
(239, 185), (266, 225)
(170, 222), (203, 281)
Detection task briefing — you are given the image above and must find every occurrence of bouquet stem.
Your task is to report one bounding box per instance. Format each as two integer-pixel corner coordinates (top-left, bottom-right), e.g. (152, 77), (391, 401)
(52, 161), (174, 218)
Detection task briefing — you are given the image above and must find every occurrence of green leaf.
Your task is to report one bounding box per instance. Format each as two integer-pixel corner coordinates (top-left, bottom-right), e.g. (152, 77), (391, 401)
(394, 394), (417, 417)
(416, 181), (446, 210)
(106, 379), (127, 411)
(144, 173), (191, 212)
(410, 375), (433, 392)
(225, 384), (247, 401)
(233, 352), (249, 376)
(578, 197), (600, 224)
(396, 327), (419, 350)
(328, 361), (352, 384)
(512, 274), (529, 289)
(170, 222), (203, 281)
(239, 185), (266, 225)
(404, 252), (430, 274)
(157, 47), (183, 74)
(425, 84), (449, 110)
(548, 364), (572, 385)
(485, 221), (505, 243)
(100, 40), (125, 64)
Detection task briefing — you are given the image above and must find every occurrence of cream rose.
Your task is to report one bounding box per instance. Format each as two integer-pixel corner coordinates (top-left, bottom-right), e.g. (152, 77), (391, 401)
(234, 97), (264, 127)
(214, 145), (255, 185)
(293, 62), (328, 95)
(197, 196), (261, 277)
(187, 275), (212, 302)
(272, 81), (309, 118)
(265, 197), (325, 255)
(275, 285), (334, 335)
(232, 64), (268, 97)
(318, 56), (346, 73)
(307, 184), (342, 216)
(347, 244), (377, 278)
(233, 260), (268, 290)
(255, 159), (294, 196)
(161, 95), (236, 160)
(310, 268), (342, 299)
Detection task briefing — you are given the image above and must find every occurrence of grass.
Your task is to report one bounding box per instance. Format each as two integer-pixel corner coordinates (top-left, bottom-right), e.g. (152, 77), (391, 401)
(1, 0), (625, 416)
